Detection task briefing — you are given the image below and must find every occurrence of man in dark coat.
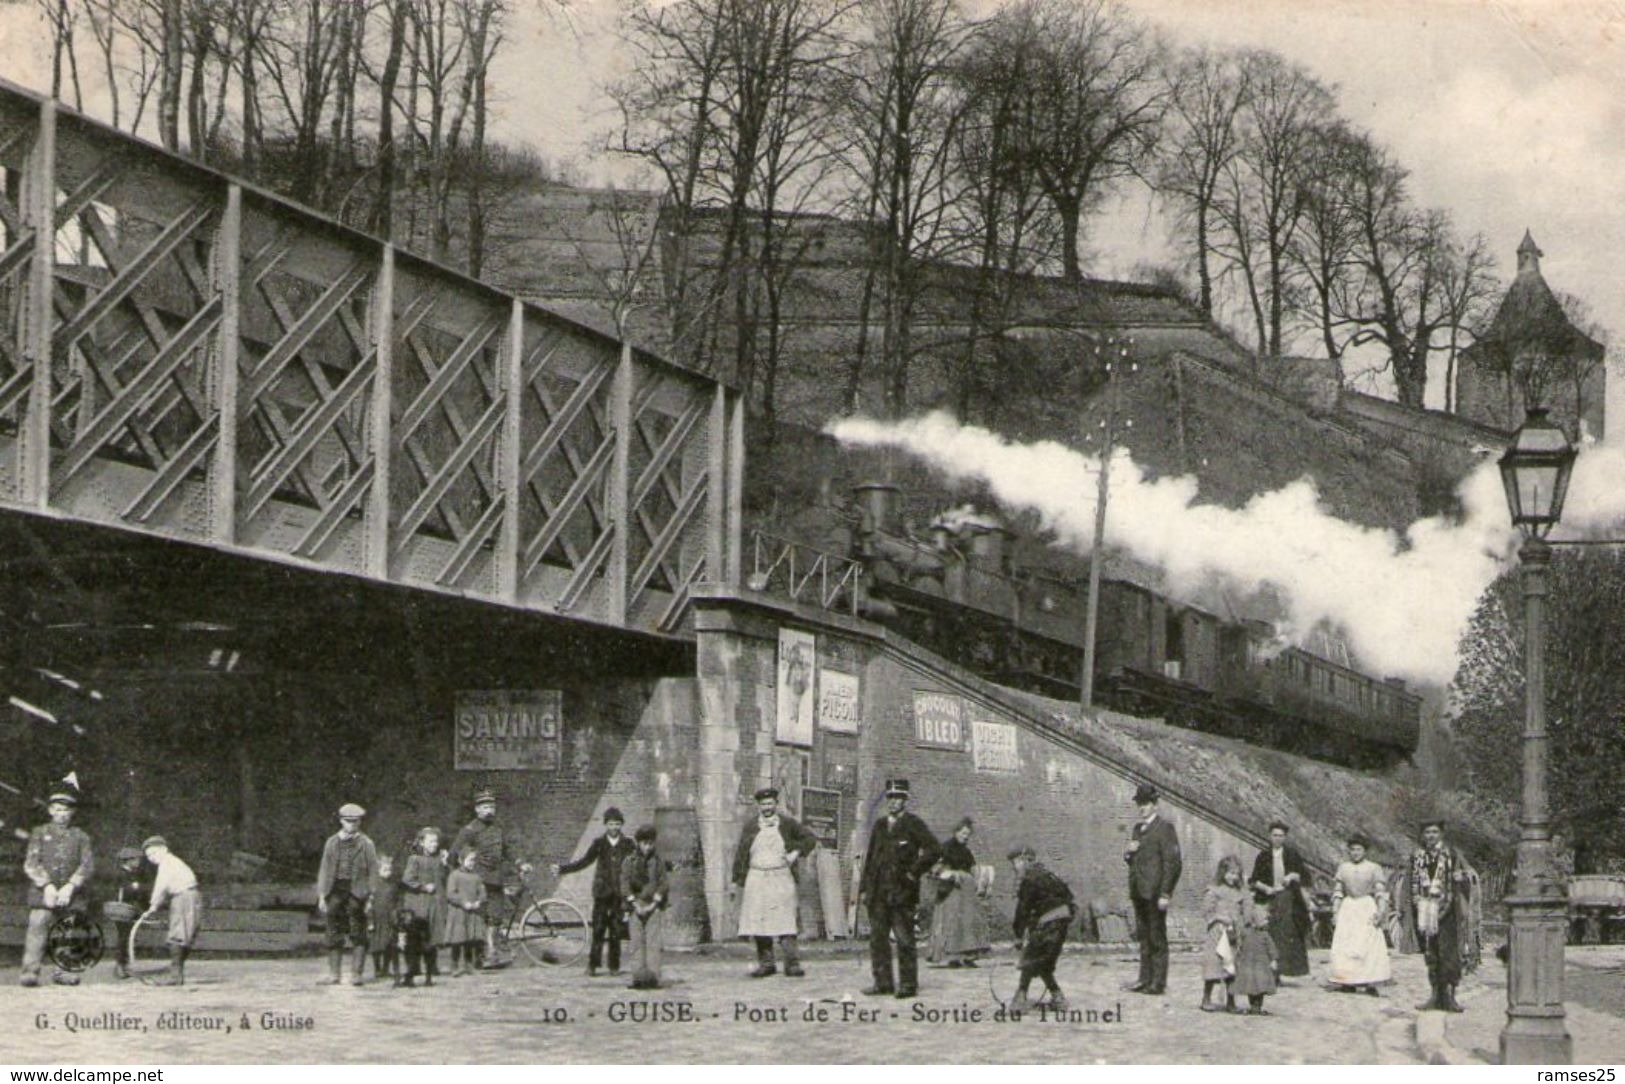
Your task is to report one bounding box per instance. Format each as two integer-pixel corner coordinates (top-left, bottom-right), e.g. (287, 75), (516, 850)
(1250, 820), (1311, 978)
(1411, 817), (1473, 1013)
(451, 788), (532, 968)
(1009, 846), (1077, 1012)
(859, 778), (940, 998)
(20, 788), (94, 988)
(729, 787), (818, 978)
(552, 807), (635, 976)
(1123, 782), (1181, 995)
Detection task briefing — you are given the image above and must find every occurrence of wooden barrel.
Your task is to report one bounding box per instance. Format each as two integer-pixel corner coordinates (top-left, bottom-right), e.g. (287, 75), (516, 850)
(654, 807), (710, 948)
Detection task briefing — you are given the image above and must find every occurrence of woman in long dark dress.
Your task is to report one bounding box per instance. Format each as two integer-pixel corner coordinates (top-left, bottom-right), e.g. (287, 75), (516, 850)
(928, 817), (990, 967)
(1249, 821), (1311, 978)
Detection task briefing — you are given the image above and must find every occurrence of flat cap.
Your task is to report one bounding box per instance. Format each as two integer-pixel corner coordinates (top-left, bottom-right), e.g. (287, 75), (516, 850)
(116, 846), (144, 861)
(141, 835), (168, 850)
(753, 787), (779, 802)
(337, 802), (366, 818)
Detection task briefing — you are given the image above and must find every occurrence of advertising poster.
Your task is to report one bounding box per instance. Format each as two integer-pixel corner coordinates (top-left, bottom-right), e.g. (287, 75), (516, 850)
(817, 668), (861, 733)
(775, 627), (817, 746)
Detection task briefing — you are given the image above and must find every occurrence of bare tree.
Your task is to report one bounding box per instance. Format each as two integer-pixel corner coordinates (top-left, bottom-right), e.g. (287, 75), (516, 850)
(1155, 44), (1249, 319)
(1337, 136), (1496, 408)
(1212, 50), (1333, 359)
(989, 0), (1165, 284)
(835, 0), (971, 417)
(943, 16), (1055, 419)
(612, 0), (850, 395)
(1287, 119), (1363, 369)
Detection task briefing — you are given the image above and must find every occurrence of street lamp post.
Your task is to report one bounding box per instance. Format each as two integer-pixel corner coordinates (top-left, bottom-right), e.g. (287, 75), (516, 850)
(1497, 406), (1577, 1065)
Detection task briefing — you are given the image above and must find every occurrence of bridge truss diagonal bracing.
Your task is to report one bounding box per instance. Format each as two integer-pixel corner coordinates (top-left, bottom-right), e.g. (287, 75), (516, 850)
(0, 81), (742, 640)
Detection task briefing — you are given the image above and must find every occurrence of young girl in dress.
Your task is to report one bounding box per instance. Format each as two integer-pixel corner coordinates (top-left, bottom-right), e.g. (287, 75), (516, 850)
(1233, 899), (1279, 1015)
(368, 853), (400, 982)
(444, 848), (488, 976)
(400, 826), (447, 987)
(1201, 856), (1249, 1012)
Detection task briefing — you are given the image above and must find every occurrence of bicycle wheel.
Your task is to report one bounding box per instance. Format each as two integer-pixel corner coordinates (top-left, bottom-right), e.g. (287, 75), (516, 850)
(515, 898), (588, 967)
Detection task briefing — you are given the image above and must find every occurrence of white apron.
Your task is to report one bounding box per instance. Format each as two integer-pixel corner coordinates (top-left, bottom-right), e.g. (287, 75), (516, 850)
(737, 820), (798, 937)
(1329, 894), (1392, 985)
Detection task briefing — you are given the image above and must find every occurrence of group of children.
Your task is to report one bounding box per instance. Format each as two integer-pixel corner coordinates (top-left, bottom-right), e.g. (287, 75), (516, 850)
(358, 827), (493, 987)
(360, 815), (670, 990)
(1200, 855), (1281, 1016)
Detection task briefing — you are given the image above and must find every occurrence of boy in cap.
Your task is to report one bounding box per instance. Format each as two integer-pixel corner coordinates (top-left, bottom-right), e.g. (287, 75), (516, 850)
(316, 802), (379, 985)
(141, 837), (202, 986)
(108, 847), (150, 980)
(1008, 846), (1077, 1012)
(553, 807), (635, 976)
(1123, 782), (1181, 995)
(622, 824), (669, 989)
(730, 787), (817, 978)
(20, 789), (94, 987)
(859, 779), (940, 998)
(451, 789), (532, 968)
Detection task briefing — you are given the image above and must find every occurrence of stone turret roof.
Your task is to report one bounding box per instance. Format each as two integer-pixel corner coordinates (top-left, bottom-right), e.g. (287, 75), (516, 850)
(1467, 231), (1604, 362)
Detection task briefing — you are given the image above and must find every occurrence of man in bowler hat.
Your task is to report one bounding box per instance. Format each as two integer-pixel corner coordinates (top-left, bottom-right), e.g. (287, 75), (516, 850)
(1124, 782), (1181, 995)
(859, 779), (940, 998)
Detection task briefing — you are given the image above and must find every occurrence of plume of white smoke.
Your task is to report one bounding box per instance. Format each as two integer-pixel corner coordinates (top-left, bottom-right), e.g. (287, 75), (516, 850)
(827, 411), (1549, 687)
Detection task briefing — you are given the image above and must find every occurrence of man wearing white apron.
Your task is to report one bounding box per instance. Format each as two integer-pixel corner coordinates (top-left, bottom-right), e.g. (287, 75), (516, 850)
(730, 787), (818, 978)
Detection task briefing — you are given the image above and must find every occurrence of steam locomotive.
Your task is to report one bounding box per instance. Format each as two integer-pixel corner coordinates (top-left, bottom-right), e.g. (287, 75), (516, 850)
(792, 482), (1421, 769)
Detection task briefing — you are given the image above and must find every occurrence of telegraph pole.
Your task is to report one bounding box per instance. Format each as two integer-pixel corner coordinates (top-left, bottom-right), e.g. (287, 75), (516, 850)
(1080, 338), (1132, 712)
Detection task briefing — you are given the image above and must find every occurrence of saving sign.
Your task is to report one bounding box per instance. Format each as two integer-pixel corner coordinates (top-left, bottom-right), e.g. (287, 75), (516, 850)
(455, 690), (561, 771)
(971, 718), (1020, 773)
(912, 691), (964, 749)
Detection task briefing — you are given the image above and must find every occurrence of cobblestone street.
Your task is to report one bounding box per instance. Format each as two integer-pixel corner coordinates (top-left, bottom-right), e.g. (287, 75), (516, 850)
(3, 946), (1442, 1064)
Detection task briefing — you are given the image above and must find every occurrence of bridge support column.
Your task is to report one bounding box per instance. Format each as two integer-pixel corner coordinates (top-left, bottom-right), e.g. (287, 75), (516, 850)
(606, 341), (633, 624)
(364, 245), (395, 578)
(19, 97), (55, 509)
(497, 298), (524, 602)
(208, 184), (242, 543)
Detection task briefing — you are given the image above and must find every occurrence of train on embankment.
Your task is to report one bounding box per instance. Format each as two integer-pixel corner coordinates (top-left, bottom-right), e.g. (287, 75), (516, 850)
(760, 481), (1421, 770)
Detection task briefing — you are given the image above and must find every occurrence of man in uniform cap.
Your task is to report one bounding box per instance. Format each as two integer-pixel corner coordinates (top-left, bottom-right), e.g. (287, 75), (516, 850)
(1123, 782), (1181, 995)
(20, 788), (94, 987)
(141, 836), (202, 986)
(1410, 817), (1474, 1013)
(452, 789), (532, 967)
(316, 802), (378, 985)
(859, 779), (940, 998)
(729, 787), (817, 978)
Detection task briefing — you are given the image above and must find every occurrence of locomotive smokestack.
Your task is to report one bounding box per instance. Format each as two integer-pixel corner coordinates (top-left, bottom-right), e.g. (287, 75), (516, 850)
(852, 482), (900, 535)
(967, 524), (1010, 570)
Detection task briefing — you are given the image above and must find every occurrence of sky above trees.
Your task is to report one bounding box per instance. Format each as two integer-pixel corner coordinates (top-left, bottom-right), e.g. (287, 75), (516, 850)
(0, 0), (1618, 416)
(470, 0), (1624, 416)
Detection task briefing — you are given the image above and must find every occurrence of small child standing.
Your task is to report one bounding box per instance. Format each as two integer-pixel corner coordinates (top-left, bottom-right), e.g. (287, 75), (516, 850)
(444, 849), (487, 976)
(621, 825), (668, 990)
(399, 827), (446, 988)
(1232, 899), (1279, 1015)
(107, 847), (149, 980)
(368, 854), (400, 982)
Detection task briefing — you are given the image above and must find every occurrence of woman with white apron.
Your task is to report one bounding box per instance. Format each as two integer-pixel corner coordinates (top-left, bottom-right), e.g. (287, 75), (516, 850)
(1328, 833), (1392, 995)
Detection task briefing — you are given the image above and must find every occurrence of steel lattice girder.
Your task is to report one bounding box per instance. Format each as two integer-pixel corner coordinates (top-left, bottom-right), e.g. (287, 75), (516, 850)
(0, 77), (741, 639)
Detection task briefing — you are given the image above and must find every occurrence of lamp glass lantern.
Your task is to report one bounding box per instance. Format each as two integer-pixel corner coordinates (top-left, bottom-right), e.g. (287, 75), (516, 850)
(1498, 407), (1577, 539)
